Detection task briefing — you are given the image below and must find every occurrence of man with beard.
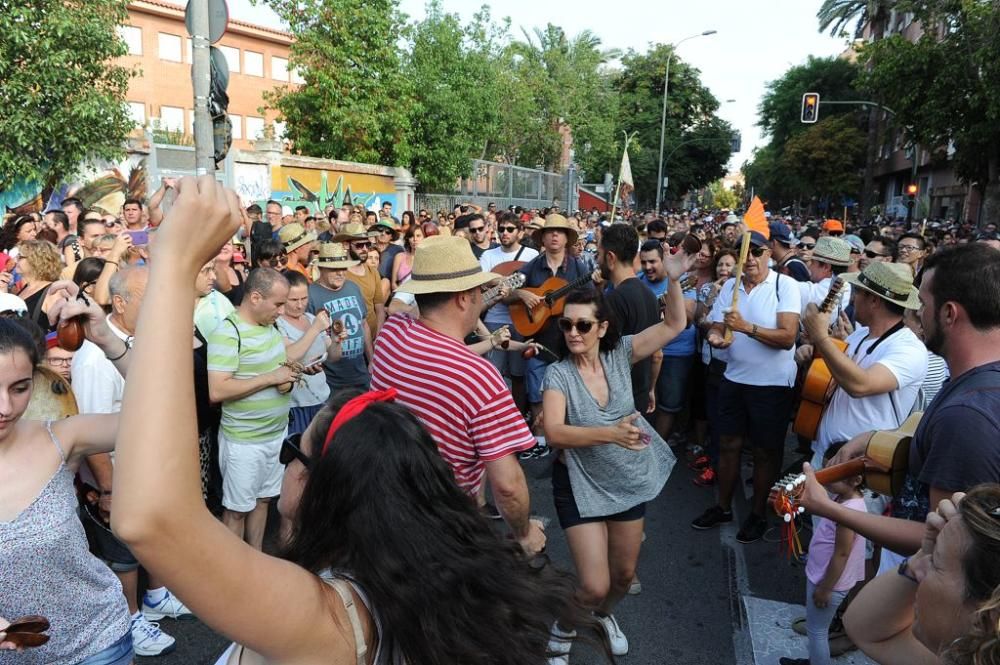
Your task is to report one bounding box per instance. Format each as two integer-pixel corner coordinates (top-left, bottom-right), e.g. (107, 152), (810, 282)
(798, 243), (1000, 573)
(335, 223), (385, 335)
(692, 231), (802, 543)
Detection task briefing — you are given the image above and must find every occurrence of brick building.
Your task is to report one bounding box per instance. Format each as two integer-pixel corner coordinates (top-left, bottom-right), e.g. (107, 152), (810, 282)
(120, 0), (295, 151)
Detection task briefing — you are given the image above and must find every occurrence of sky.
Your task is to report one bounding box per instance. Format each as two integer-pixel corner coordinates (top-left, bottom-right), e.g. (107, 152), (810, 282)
(227, 0), (849, 173)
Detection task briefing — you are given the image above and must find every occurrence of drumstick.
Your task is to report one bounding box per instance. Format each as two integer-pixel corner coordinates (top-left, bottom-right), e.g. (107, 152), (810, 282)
(723, 231), (752, 344)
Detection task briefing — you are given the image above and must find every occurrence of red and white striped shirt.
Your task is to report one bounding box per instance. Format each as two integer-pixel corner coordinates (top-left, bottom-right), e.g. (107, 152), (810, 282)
(370, 314), (535, 495)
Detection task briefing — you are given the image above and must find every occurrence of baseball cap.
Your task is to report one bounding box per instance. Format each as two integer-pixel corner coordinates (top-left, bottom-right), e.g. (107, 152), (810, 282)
(739, 231), (770, 249)
(768, 221), (799, 246)
(844, 234), (865, 253)
(823, 219), (845, 233)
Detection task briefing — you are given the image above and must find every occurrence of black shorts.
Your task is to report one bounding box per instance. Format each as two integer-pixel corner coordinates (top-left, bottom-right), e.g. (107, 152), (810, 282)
(551, 460), (646, 530)
(80, 503), (139, 572)
(716, 378), (794, 450)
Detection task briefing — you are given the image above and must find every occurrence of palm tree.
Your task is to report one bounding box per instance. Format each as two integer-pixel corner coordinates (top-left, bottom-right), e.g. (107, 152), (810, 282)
(817, 0), (895, 40)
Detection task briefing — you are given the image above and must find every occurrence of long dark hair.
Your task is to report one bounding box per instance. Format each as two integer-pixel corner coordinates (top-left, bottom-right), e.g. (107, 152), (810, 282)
(0, 317), (40, 368)
(0, 214), (35, 252)
(555, 288), (621, 359)
(284, 390), (610, 664)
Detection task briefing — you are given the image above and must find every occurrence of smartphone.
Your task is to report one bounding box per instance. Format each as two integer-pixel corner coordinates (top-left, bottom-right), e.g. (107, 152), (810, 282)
(126, 230), (149, 245)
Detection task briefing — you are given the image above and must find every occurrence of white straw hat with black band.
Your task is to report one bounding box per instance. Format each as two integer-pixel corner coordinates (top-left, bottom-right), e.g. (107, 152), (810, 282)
(395, 236), (500, 295)
(841, 261), (920, 309)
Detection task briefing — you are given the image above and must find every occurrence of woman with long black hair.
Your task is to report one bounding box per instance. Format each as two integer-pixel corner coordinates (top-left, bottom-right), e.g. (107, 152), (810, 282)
(101, 176), (608, 664)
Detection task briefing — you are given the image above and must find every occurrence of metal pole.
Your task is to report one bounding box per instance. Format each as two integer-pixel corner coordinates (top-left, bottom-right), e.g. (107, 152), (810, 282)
(190, 0), (215, 174)
(654, 31), (716, 214)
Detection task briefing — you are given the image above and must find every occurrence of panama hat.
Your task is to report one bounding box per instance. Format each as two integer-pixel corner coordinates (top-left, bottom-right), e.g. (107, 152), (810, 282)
(395, 236), (500, 295)
(278, 223), (316, 253)
(332, 222), (368, 243)
(842, 261), (920, 310)
(314, 242), (359, 269)
(812, 236), (852, 267)
(532, 213), (579, 246)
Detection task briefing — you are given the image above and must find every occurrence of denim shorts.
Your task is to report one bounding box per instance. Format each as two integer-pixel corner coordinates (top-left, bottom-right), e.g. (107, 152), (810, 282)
(551, 460), (646, 529)
(525, 356), (550, 404)
(78, 632), (133, 665)
(655, 354), (695, 413)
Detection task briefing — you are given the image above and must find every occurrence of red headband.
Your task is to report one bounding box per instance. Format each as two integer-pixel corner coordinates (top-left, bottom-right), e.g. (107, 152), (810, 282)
(322, 388), (397, 455)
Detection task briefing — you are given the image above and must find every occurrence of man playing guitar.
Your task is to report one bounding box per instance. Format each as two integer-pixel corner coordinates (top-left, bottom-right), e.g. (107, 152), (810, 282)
(509, 214), (593, 455)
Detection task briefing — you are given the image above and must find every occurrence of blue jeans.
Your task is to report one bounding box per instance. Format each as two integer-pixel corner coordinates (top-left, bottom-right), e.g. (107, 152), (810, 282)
(525, 356), (550, 404)
(78, 632), (133, 665)
(805, 580), (847, 665)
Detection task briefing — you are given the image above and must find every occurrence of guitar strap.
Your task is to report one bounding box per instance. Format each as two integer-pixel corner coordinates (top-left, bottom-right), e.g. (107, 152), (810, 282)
(513, 246), (526, 262)
(845, 320), (907, 426)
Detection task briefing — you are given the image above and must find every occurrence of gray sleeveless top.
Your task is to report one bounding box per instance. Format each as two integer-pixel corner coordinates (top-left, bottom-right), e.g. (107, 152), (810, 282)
(0, 422), (130, 664)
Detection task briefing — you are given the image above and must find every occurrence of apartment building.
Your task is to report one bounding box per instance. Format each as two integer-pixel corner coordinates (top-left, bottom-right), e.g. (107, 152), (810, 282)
(120, 0), (296, 151)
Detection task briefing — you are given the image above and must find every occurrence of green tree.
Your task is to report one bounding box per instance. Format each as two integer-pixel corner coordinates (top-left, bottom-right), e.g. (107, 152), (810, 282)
(616, 44), (733, 207)
(0, 0), (135, 190)
(782, 115), (866, 214)
(264, 0), (411, 166)
(817, 0), (896, 38)
(707, 180), (738, 210)
(858, 1), (1000, 223)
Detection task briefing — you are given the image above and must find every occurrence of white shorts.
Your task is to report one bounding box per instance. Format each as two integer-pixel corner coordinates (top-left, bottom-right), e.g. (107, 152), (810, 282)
(218, 427), (286, 513)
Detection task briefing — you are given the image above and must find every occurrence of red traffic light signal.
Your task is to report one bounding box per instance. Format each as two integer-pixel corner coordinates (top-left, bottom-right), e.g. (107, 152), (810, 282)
(801, 93), (820, 123)
(906, 184), (918, 196)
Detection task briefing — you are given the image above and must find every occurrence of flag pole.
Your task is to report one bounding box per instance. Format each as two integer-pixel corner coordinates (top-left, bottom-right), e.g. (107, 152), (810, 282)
(607, 131), (636, 224)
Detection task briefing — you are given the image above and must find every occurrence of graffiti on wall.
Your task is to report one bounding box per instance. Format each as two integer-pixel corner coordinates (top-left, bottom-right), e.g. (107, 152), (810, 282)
(1, 155), (149, 217)
(233, 164), (397, 215)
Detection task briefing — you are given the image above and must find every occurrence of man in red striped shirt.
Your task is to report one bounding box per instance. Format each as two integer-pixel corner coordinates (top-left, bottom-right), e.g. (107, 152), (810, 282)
(371, 236), (546, 555)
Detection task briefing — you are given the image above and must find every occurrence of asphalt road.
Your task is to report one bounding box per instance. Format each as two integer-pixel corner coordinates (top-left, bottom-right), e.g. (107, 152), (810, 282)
(145, 441), (825, 665)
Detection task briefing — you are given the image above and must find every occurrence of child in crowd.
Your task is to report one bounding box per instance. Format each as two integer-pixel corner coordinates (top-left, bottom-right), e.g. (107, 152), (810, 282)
(781, 444), (868, 665)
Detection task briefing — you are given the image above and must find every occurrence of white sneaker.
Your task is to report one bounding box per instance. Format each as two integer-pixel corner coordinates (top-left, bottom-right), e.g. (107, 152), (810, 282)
(627, 575), (642, 595)
(547, 622), (576, 658)
(142, 589), (194, 620)
(130, 614), (176, 656)
(596, 613), (628, 656)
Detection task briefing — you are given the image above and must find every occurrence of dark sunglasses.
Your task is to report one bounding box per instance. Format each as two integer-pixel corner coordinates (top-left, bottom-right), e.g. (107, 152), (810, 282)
(498, 226), (519, 234)
(864, 249), (887, 258)
(558, 317), (597, 334)
(351, 241), (371, 249)
(799, 242), (816, 250)
(280, 432), (311, 467)
(469, 226), (486, 233)
(740, 246), (767, 257)
(828, 231), (844, 237)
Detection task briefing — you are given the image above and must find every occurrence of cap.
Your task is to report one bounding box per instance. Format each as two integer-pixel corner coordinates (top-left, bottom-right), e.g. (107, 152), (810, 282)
(768, 221), (798, 246)
(823, 219), (845, 232)
(739, 231), (770, 249)
(844, 234), (865, 253)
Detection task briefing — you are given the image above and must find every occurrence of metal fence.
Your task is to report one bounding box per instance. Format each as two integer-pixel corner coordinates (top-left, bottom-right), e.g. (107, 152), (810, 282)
(416, 159), (576, 213)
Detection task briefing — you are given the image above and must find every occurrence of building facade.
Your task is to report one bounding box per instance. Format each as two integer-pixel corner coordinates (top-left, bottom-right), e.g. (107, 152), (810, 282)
(120, 0), (296, 151)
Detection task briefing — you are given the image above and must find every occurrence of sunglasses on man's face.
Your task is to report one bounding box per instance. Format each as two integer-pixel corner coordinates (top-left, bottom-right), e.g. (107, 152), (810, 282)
(741, 246), (767, 258)
(352, 242), (371, 250)
(280, 432), (312, 467)
(498, 226), (519, 234)
(864, 249), (886, 258)
(469, 226), (486, 234)
(558, 317), (597, 334)
(799, 242), (816, 250)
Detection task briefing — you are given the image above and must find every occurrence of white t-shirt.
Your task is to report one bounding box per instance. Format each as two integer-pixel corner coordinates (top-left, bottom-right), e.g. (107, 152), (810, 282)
(709, 269), (801, 387)
(479, 244), (538, 325)
(797, 276), (852, 317)
(815, 324), (928, 457)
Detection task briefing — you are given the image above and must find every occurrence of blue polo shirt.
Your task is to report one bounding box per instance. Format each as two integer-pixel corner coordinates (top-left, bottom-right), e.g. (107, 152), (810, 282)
(639, 272), (697, 357)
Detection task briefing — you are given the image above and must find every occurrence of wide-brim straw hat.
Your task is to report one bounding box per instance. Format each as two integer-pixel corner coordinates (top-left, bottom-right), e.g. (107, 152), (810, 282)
(314, 242), (359, 269)
(812, 236), (852, 266)
(532, 213), (579, 246)
(278, 222), (317, 253)
(842, 261), (920, 310)
(396, 236), (500, 295)
(332, 222), (368, 243)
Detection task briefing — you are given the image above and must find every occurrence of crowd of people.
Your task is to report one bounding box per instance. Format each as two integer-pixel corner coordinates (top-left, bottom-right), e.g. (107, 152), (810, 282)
(1, 179), (999, 665)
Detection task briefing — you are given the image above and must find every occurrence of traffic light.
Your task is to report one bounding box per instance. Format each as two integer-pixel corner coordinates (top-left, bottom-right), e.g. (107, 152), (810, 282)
(801, 93), (820, 123)
(906, 183), (918, 197)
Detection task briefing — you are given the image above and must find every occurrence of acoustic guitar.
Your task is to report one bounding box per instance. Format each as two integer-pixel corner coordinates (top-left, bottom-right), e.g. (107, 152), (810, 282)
(509, 272), (594, 337)
(482, 272), (525, 310)
(771, 411), (920, 518)
(792, 278), (848, 440)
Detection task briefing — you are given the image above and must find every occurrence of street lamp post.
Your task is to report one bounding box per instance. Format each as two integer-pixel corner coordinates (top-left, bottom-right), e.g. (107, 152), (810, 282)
(655, 30), (717, 213)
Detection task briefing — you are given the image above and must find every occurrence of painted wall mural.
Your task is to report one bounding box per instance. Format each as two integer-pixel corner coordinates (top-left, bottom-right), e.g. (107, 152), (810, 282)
(1, 155), (149, 216)
(233, 164), (397, 215)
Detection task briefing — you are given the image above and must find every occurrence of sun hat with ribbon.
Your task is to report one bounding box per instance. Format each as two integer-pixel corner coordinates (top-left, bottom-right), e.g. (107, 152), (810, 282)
(532, 213), (579, 246)
(812, 236), (852, 267)
(842, 261), (920, 310)
(278, 222), (317, 253)
(314, 242), (360, 269)
(332, 222), (368, 243)
(395, 236), (500, 295)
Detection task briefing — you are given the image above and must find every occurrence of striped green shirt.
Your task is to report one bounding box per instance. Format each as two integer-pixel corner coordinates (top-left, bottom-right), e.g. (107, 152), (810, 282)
(207, 313), (290, 443)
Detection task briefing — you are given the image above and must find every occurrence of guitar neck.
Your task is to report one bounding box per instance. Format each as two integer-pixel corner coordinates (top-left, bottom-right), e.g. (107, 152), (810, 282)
(813, 457), (867, 486)
(818, 278), (845, 314)
(547, 274), (593, 303)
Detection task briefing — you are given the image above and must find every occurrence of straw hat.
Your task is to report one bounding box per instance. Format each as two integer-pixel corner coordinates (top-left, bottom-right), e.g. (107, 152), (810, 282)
(812, 236), (852, 266)
(278, 222), (316, 253)
(842, 261), (920, 310)
(395, 236), (500, 295)
(332, 222), (368, 243)
(532, 213), (578, 246)
(314, 242), (360, 269)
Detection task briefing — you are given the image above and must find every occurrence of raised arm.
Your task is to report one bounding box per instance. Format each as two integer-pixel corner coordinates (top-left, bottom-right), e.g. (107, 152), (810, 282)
(109, 176), (356, 663)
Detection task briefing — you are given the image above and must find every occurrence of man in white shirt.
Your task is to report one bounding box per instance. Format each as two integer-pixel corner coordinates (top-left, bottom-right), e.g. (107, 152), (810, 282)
(692, 231), (802, 544)
(797, 236), (852, 316)
(480, 211), (538, 408)
(800, 261), (928, 467)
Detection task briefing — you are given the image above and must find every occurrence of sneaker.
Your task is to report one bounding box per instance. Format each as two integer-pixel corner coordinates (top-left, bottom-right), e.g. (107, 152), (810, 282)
(130, 614), (176, 656)
(547, 622), (576, 657)
(691, 505), (733, 530)
(688, 454), (710, 470)
(627, 574), (642, 595)
(684, 444), (705, 462)
(736, 513), (768, 544)
(142, 589), (194, 620)
(692, 467), (716, 487)
(595, 613), (628, 656)
(479, 502), (503, 520)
